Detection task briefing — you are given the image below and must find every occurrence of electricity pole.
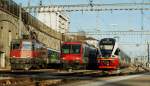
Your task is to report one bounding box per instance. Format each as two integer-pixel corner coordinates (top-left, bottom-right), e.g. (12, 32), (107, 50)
(19, 3), (22, 39)
(147, 42), (149, 63)
(147, 42), (150, 67)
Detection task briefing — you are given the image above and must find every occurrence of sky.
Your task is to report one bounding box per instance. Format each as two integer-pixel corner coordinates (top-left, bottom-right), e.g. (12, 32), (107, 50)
(13, 0), (150, 57)
(14, 0), (150, 32)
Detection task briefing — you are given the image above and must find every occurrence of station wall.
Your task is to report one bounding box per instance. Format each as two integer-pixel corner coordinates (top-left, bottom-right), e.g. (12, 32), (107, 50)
(0, 10), (61, 69)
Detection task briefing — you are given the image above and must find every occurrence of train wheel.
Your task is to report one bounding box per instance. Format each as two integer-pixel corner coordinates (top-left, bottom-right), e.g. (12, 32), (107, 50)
(68, 68), (73, 72)
(116, 68), (121, 74)
(102, 71), (109, 75)
(62, 63), (68, 70)
(41, 63), (47, 69)
(83, 64), (87, 70)
(24, 66), (31, 70)
(24, 67), (30, 70)
(80, 65), (85, 70)
(11, 67), (16, 71)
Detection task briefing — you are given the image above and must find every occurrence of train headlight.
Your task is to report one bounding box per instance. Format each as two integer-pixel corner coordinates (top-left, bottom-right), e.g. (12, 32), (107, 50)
(12, 56), (16, 58)
(62, 58), (65, 60)
(75, 57), (80, 60)
(112, 55), (115, 58)
(97, 60), (101, 63)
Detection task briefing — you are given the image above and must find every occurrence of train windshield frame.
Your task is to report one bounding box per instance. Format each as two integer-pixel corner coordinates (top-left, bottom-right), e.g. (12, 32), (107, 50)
(99, 38), (116, 57)
(61, 44), (81, 54)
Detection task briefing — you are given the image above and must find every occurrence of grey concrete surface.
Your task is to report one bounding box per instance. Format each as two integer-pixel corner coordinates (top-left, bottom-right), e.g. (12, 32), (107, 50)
(60, 72), (150, 86)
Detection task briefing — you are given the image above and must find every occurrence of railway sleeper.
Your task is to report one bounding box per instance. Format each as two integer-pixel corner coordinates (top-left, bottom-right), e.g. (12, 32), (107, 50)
(0, 78), (34, 86)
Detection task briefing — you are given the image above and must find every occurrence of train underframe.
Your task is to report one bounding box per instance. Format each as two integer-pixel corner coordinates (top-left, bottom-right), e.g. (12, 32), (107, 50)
(97, 60), (120, 73)
(10, 58), (47, 70)
(61, 61), (87, 70)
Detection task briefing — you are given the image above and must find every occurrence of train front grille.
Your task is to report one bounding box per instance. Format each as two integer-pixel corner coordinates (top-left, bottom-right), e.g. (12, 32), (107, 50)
(100, 60), (110, 66)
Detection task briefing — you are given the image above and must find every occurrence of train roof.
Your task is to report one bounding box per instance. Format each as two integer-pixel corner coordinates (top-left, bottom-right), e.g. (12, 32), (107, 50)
(100, 38), (116, 41)
(63, 42), (82, 45)
(99, 38), (116, 45)
(62, 42), (97, 49)
(47, 48), (60, 52)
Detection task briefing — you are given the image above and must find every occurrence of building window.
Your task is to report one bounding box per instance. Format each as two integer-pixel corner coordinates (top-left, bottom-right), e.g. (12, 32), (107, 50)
(8, 30), (11, 47)
(0, 26), (3, 30)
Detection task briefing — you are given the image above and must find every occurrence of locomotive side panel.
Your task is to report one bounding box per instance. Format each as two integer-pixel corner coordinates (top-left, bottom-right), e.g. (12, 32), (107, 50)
(10, 39), (48, 70)
(60, 42), (97, 70)
(60, 42), (84, 69)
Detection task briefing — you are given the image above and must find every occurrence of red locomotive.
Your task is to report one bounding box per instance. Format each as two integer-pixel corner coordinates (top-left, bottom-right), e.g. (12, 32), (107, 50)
(97, 38), (131, 71)
(10, 39), (48, 70)
(60, 42), (97, 70)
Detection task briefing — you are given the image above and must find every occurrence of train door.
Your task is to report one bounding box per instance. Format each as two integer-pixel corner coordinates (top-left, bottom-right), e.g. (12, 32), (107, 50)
(83, 45), (89, 64)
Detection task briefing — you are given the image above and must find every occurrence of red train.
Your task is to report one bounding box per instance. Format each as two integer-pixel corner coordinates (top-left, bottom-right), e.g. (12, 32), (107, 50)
(60, 42), (97, 70)
(97, 38), (131, 71)
(10, 39), (48, 70)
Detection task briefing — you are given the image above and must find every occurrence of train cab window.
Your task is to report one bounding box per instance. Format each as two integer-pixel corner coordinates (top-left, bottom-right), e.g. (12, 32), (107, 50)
(115, 49), (120, 55)
(99, 45), (114, 57)
(100, 45), (113, 50)
(70, 45), (81, 54)
(62, 45), (70, 54)
(62, 44), (81, 54)
(22, 41), (32, 50)
(11, 43), (20, 50)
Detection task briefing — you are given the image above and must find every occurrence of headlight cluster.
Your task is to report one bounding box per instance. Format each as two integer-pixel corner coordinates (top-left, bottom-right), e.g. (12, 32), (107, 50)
(62, 57), (66, 60)
(75, 57), (80, 60)
(97, 60), (101, 63)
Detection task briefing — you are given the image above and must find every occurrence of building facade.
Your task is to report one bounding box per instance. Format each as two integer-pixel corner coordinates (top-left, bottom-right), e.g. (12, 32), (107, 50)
(37, 12), (69, 33)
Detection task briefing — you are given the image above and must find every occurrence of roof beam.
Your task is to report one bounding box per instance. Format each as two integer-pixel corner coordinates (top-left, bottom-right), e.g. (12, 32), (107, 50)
(23, 3), (150, 12)
(67, 31), (150, 35)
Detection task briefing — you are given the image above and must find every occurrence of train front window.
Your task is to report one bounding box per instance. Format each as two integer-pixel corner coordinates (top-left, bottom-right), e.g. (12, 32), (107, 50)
(100, 45), (114, 57)
(100, 45), (113, 50)
(22, 41), (32, 50)
(62, 44), (81, 54)
(62, 45), (70, 54)
(70, 45), (81, 54)
(11, 43), (20, 50)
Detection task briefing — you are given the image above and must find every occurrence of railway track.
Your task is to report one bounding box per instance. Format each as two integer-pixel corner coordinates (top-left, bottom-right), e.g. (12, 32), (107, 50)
(0, 66), (149, 86)
(0, 78), (34, 86)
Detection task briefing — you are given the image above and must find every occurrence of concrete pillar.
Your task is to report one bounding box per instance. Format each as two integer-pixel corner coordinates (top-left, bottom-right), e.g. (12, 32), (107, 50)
(0, 52), (5, 68)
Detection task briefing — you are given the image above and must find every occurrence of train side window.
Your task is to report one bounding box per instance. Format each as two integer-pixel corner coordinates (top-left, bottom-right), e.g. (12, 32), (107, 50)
(115, 48), (120, 55)
(84, 47), (88, 57)
(32, 42), (35, 50)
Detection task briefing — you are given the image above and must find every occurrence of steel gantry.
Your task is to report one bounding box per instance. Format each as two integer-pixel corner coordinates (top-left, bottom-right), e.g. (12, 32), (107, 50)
(66, 31), (150, 35)
(24, 2), (150, 13)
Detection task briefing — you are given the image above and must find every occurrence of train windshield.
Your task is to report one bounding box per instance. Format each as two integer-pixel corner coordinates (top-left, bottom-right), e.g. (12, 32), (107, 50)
(62, 44), (81, 54)
(22, 41), (32, 50)
(11, 43), (20, 50)
(99, 45), (114, 57)
(100, 45), (113, 50)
